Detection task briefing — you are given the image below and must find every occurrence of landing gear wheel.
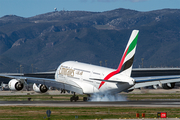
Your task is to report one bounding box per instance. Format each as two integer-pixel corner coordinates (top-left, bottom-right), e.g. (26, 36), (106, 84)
(70, 97), (73, 102)
(76, 96), (79, 100)
(74, 97), (77, 102)
(70, 92), (79, 102)
(83, 97), (87, 101)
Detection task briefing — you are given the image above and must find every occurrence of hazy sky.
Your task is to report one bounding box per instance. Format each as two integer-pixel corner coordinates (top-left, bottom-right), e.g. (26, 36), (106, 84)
(0, 0), (180, 18)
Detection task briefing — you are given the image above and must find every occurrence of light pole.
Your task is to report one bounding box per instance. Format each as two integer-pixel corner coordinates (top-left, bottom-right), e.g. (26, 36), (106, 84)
(31, 64), (33, 73)
(99, 61), (102, 66)
(20, 65), (22, 73)
(141, 58), (144, 68)
(105, 60), (107, 67)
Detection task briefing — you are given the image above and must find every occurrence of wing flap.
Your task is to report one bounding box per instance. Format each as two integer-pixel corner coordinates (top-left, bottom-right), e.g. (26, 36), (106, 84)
(135, 75), (180, 83)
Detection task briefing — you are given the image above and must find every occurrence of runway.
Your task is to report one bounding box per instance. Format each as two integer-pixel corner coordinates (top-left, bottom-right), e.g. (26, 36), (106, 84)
(0, 100), (180, 107)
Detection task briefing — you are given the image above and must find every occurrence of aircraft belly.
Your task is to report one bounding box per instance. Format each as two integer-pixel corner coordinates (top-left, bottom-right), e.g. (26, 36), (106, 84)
(55, 75), (83, 94)
(99, 82), (132, 94)
(117, 83), (132, 92)
(82, 82), (98, 94)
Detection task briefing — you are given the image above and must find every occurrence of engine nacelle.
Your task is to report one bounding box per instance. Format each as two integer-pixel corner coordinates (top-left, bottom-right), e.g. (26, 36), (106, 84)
(123, 89), (134, 93)
(8, 79), (24, 91)
(153, 85), (158, 89)
(162, 83), (175, 89)
(33, 83), (48, 93)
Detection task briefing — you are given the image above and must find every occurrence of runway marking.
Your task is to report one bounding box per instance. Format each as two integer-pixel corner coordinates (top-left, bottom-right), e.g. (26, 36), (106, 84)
(0, 101), (180, 107)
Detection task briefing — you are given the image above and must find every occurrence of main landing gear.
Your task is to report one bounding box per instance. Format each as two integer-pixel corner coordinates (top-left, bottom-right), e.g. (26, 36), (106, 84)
(70, 92), (79, 102)
(83, 94), (90, 102)
(83, 97), (87, 101)
(70, 93), (89, 102)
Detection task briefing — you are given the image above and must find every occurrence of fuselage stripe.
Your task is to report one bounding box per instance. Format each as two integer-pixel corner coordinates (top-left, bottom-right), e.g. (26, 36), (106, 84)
(98, 46), (129, 89)
(120, 55), (134, 73)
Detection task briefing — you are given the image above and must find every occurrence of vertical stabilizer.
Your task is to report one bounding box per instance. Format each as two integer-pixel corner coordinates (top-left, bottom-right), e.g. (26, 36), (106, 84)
(98, 30), (139, 89)
(118, 30), (139, 76)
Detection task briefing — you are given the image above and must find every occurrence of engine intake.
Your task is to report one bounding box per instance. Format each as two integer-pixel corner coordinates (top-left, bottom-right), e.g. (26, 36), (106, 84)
(8, 79), (24, 91)
(123, 89), (134, 93)
(33, 83), (48, 93)
(162, 83), (175, 89)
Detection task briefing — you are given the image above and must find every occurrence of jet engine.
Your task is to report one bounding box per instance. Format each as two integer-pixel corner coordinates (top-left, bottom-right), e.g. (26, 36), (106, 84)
(8, 79), (24, 91)
(162, 83), (175, 89)
(33, 83), (48, 93)
(123, 89), (134, 93)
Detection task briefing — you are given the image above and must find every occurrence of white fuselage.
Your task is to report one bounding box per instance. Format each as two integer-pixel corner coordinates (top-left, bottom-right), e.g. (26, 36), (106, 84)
(55, 61), (134, 95)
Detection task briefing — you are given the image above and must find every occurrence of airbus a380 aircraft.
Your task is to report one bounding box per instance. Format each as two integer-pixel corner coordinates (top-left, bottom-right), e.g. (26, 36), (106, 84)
(1, 30), (180, 101)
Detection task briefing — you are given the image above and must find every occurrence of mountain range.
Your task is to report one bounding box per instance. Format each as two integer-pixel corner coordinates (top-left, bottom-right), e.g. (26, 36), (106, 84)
(0, 8), (180, 73)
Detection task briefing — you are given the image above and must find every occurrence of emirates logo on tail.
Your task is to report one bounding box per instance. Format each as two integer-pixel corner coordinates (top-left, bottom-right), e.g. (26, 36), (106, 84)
(98, 30), (139, 89)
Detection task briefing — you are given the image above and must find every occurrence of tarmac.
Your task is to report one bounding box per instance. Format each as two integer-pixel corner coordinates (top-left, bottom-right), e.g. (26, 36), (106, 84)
(0, 90), (180, 120)
(0, 89), (180, 107)
(1, 100), (180, 107)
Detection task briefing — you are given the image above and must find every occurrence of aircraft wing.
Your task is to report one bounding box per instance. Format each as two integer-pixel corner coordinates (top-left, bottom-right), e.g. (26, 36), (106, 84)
(129, 75), (180, 89)
(0, 74), (83, 94)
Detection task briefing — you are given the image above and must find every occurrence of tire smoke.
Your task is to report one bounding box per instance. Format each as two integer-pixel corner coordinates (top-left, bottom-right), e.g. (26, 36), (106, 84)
(89, 93), (127, 101)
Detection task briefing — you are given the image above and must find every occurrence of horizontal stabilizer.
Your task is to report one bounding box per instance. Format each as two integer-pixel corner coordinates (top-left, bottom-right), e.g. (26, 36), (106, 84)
(89, 78), (128, 83)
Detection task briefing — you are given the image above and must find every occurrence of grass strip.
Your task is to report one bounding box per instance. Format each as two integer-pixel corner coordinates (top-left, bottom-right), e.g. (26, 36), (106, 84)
(0, 106), (180, 119)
